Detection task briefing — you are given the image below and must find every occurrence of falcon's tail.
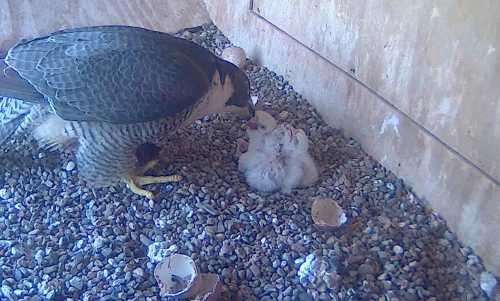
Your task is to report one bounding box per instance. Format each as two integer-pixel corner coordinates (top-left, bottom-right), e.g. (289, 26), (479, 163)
(0, 59), (45, 102)
(0, 57), (47, 146)
(0, 96), (34, 145)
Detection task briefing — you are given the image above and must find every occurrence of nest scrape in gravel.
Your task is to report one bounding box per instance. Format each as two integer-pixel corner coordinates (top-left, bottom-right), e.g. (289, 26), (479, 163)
(0, 23), (495, 301)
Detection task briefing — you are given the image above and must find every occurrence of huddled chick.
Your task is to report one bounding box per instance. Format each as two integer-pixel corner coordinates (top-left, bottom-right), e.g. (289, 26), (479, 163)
(279, 123), (319, 191)
(237, 110), (277, 154)
(238, 111), (319, 193)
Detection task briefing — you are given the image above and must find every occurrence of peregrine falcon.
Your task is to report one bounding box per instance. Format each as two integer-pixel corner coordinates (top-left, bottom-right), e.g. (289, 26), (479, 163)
(0, 25), (255, 198)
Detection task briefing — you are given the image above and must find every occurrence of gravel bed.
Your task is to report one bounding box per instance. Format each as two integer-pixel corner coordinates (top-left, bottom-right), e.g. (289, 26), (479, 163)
(0, 23), (497, 301)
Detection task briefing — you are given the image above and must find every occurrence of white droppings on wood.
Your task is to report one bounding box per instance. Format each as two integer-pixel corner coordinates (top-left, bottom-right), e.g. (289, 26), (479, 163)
(431, 7), (440, 19)
(430, 97), (459, 129)
(380, 114), (400, 137)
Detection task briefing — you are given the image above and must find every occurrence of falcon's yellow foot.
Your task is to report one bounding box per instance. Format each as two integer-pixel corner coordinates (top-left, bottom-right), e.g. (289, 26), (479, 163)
(125, 159), (183, 199)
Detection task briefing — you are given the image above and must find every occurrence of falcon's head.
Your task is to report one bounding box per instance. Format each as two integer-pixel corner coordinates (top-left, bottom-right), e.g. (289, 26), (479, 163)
(215, 59), (255, 119)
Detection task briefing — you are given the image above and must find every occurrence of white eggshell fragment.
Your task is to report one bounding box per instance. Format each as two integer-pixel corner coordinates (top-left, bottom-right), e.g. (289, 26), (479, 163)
(221, 46), (247, 69)
(154, 253), (198, 297)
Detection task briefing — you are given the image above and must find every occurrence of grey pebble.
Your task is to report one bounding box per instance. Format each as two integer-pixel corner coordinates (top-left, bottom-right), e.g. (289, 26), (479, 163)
(250, 264), (261, 277)
(139, 234), (152, 246)
(219, 241), (233, 257)
(69, 276), (84, 290)
(196, 202), (219, 216)
(101, 247), (112, 257)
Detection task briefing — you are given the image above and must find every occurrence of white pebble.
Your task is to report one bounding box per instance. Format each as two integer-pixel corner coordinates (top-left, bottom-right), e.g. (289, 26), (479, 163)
(147, 242), (178, 263)
(34, 249), (45, 265)
(393, 245), (404, 255)
(65, 161), (76, 171)
(133, 267), (145, 278)
(0, 188), (10, 200)
(1, 285), (13, 299)
(339, 212), (348, 225)
(92, 236), (105, 249)
(480, 271), (498, 297)
(298, 254), (317, 282)
(386, 182), (395, 190)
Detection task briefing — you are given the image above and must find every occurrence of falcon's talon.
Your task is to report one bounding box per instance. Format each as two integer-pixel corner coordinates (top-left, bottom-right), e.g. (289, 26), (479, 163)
(135, 175), (183, 186)
(124, 164), (182, 199)
(125, 176), (157, 199)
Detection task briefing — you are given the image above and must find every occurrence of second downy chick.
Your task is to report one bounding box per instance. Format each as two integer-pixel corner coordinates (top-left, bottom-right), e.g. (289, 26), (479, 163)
(239, 117), (319, 193)
(238, 123), (287, 192)
(279, 124), (319, 193)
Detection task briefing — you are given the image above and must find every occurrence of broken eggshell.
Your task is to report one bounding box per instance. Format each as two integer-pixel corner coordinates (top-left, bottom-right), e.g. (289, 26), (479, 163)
(154, 254), (223, 301)
(189, 273), (223, 301)
(221, 46), (247, 69)
(311, 198), (347, 230)
(154, 253), (198, 297)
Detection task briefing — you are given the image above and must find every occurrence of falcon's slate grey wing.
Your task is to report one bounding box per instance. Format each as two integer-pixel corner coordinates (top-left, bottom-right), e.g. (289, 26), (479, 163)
(0, 58), (46, 145)
(5, 25), (218, 124)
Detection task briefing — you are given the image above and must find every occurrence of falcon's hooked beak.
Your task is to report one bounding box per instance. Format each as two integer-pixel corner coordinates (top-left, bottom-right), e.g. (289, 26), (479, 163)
(246, 99), (256, 118)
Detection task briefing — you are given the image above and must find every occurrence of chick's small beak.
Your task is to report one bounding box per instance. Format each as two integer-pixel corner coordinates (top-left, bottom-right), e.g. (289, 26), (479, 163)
(247, 118), (258, 130)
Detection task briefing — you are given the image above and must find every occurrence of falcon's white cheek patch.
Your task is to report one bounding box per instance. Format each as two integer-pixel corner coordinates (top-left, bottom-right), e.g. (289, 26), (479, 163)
(213, 72), (235, 108)
(182, 71), (234, 126)
(251, 95), (258, 105)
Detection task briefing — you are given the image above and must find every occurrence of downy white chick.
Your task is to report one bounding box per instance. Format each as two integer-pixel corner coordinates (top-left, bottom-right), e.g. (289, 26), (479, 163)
(238, 123), (288, 192)
(239, 119), (319, 193)
(238, 110), (277, 167)
(245, 110), (278, 150)
(279, 124), (319, 192)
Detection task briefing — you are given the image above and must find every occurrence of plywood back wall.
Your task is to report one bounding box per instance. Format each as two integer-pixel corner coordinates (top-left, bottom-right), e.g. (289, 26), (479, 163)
(205, 0), (500, 274)
(0, 0), (210, 53)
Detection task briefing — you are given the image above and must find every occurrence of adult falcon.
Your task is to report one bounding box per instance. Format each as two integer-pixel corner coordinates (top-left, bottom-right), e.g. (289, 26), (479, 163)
(0, 25), (255, 198)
